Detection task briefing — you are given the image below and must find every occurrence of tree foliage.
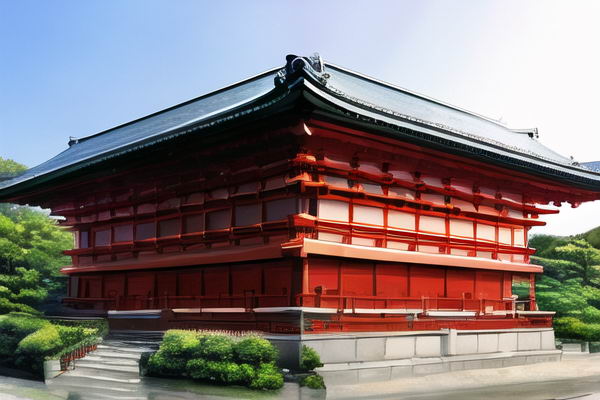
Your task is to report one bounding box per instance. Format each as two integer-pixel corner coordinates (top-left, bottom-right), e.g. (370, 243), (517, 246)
(532, 232), (600, 340)
(0, 158), (72, 314)
(0, 157), (27, 176)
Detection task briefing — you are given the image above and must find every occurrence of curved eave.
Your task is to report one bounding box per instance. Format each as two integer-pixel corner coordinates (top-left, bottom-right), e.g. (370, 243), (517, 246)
(0, 82), (295, 202)
(298, 76), (600, 193)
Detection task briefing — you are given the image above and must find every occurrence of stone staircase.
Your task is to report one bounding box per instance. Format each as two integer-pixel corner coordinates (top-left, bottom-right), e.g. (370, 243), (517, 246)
(46, 331), (162, 399)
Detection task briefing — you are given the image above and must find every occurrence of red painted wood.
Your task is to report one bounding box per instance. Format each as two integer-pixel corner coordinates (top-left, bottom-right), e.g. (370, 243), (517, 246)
(446, 269), (475, 298)
(409, 266), (445, 298)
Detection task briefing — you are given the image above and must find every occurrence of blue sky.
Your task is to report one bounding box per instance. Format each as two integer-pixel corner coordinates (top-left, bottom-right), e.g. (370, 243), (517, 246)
(1, 0), (600, 235)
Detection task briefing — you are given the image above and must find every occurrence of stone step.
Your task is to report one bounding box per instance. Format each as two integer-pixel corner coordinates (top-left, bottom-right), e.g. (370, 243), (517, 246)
(91, 350), (143, 360)
(97, 344), (155, 353)
(74, 362), (140, 374)
(76, 356), (139, 366)
(54, 368), (141, 384)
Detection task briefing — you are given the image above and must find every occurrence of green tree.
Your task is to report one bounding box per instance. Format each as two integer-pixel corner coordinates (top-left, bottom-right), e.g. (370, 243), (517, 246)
(0, 158), (72, 314)
(0, 157), (27, 176)
(553, 240), (600, 286)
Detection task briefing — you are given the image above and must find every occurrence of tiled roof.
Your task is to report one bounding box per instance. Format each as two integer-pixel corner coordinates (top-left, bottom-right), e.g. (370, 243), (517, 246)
(2, 53), (599, 199)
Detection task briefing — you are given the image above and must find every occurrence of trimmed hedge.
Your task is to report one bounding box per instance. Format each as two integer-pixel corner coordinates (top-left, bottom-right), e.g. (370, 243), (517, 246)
(146, 330), (284, 391)
(0, 312), (104, 377)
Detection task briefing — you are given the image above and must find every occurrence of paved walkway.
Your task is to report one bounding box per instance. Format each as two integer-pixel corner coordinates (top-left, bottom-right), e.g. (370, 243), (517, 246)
(4, 346), (600, 399)
(328, 353), (600, 400)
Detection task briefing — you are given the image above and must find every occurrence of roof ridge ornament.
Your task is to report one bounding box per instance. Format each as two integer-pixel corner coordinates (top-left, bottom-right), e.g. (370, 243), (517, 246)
(274, 53), (329, 87)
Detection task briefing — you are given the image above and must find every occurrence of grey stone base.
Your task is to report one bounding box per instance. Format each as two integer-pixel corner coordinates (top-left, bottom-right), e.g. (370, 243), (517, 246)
(316, 349), (562, 385)
(265, 327), (561, 384)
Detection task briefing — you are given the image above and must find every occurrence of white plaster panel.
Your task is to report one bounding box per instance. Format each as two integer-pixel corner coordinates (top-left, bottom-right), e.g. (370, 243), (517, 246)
(353, 205), (384, 226)
(449, 219), (474, 238)
(385, 336), (416, 359)
(388, 210), (415, 230)
(419, 216), (446, 234)
(318, 199), (349, 222)
(476, 223), (496, 241)
(415, 336), (441, 357)
(456, 334), (478, 355)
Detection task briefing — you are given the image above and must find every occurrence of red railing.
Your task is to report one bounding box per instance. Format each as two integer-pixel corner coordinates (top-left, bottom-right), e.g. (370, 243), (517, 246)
(295, 293), (531, 315)
(63, 293), (290, 311)
(59, 343), (98, 371)
(63, 292), (534, 316)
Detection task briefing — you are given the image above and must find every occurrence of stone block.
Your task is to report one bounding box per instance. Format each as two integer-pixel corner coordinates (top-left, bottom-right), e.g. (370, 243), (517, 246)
(456, 334), (478, 355)
(320, 369), (359, 386)
(43, 359), (62, 380)
(478, 334), (499, 353)
(304, 339), (356, 363)
(449, 361), (465, 371)
(415, 336), (441, 357)
(356, 337), (385, 362)
(385, 336), (415, 359)
(540, 330), (556, 350)
(526, 354), (560, 364)
(390, 365), (414, 380)
(498, 332), (518, 352)
(413, 361), (448, 375)
(518, 331), (541, 351)
(502, 356), (527, 367)
(481, 358), (504, 369)
(463, 359), (483, 370)
(358, 367), (391, 383)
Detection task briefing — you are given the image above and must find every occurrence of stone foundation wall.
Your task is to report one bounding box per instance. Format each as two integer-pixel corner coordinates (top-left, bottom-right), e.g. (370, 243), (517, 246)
(266, 328), (560, 385)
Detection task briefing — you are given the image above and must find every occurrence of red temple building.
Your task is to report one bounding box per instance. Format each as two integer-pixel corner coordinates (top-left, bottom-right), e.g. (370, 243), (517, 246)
(2, 54), (600, 379)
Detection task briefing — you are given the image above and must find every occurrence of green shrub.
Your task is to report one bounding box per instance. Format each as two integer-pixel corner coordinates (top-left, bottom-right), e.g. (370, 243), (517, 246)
(55, 325), (88, 348)
(0, 312), (48, 338)
(186, 358), (210, 380)
(238, 363), (256, 385)
(0, 298), (40, 314)
(197, 334), (234, 361)
(147, 350), (187, 376)
(250, 362), (284, 390)
(17, 324), (62, 355)
(160, 330), (201, 358)
(50, 318), (108, 338)
(14, 324), (63, 375)
(186, 358), (252, 385)
(582, 306), (600, 324)
(300, 345), (323, 371)
(234, 336), (278, 365)
(301, 374), (326, 389)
